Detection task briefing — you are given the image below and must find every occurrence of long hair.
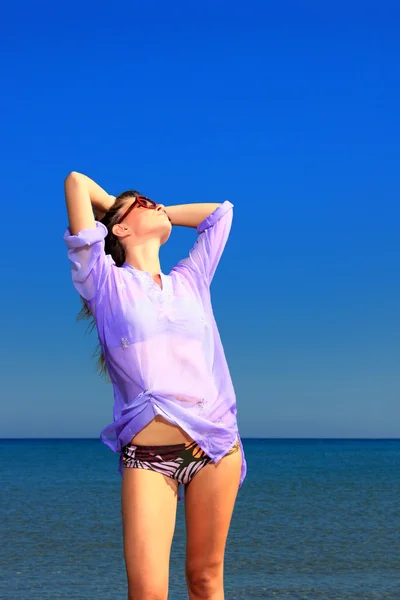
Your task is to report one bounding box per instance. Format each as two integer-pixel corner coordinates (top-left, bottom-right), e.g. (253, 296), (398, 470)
(76, 190), (142, 381)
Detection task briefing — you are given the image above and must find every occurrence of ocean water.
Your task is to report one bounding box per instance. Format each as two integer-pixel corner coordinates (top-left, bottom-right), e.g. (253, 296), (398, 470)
(1, 438), (399, 600)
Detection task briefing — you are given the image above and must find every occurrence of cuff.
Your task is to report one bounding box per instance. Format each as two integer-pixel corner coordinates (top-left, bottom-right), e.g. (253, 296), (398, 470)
(196, 200), (234, 234)
(63, 221), (108, 248)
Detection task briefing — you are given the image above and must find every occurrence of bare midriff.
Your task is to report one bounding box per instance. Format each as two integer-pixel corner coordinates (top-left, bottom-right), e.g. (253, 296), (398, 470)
(129, 415), (194, 446)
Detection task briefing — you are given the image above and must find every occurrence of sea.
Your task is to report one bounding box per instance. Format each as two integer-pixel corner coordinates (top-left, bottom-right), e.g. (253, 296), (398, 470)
(1, 438), (399, 600)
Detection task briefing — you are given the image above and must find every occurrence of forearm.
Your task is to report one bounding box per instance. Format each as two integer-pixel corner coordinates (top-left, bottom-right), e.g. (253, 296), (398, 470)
(165, 203), (221, 228)
(69, 172), (115, 218)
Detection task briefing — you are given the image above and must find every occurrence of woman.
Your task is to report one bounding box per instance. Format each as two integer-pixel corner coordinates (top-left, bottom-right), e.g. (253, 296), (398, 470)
(63, 171), (247, 600)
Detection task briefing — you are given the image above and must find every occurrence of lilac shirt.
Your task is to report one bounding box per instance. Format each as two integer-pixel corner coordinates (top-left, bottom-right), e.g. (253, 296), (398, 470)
(64, 200), (247, 502)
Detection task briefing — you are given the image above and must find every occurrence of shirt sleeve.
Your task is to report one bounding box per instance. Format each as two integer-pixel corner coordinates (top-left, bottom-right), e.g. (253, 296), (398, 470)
(175, 200), (234, 286)
(63, 221), (114, 302)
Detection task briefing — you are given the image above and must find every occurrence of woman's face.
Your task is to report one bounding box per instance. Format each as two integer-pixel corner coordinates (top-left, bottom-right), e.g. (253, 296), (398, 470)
(112, 197), (172, 246)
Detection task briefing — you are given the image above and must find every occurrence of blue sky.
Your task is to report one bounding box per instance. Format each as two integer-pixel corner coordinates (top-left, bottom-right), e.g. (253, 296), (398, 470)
(1, 1), (399, 440)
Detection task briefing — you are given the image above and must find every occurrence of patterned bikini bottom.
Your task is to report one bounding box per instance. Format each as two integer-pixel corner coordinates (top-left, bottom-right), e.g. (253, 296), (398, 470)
(121, 436), (240, 485)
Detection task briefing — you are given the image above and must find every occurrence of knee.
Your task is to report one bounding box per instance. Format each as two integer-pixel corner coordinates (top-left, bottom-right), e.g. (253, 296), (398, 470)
(185, 561), (223, 597)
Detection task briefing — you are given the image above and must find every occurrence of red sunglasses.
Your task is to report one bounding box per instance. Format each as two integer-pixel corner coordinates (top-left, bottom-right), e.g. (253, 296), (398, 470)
(116, 195), (158, 224)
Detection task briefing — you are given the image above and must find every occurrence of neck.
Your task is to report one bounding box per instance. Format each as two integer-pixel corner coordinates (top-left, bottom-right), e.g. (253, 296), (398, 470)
(123, 241), (162, 276)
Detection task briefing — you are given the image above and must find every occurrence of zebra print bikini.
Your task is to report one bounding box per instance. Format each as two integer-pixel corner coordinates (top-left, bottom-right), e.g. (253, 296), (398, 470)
(122, 436), (240, 486)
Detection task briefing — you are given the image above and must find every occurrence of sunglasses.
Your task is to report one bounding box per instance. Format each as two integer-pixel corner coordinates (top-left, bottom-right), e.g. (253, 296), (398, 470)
(116, 195), (158, 224)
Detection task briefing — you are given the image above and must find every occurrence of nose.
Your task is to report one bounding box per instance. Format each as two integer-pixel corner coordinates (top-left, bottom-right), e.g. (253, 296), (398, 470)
(156, 203), (166, 212)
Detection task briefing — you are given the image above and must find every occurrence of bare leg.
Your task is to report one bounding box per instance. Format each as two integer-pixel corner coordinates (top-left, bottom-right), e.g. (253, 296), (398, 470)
(184, 443), (242, 600)
(121, 466), (178, 600)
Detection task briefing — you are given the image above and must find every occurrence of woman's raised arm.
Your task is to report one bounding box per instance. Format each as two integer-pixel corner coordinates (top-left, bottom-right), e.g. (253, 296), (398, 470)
(64, 171), (115, 235)
(171, 201), (234, 286)
(63, 172), (116, 302)
(164, 203), (221, 229)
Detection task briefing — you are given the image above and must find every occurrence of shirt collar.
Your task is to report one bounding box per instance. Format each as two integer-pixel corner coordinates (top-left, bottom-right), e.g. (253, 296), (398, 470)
(122, 262), (164, 278)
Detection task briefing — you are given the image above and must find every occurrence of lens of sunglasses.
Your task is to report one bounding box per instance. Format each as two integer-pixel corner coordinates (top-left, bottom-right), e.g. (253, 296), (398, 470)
(140, 198), (156, 208)
(134, 195), (154, 208)
(117, 196), (157, 224)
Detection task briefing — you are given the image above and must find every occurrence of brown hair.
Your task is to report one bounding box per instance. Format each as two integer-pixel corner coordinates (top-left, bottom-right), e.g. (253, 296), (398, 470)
(76, 190), (142, 381)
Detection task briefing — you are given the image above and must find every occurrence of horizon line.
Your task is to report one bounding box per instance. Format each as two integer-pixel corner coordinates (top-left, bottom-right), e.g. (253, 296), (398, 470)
(0, 437), (399, 441)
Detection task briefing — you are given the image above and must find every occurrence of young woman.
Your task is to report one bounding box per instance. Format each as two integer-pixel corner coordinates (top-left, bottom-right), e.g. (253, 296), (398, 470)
(63, 171), (247, 600)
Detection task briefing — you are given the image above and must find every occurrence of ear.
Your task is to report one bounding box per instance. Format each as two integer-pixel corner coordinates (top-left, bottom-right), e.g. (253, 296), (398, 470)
(111, 223), (128, 238)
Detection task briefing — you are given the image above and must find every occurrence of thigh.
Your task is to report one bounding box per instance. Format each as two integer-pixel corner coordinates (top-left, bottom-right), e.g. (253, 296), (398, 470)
(184, 441), (242, 572)
(121, 467), (178, 597)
